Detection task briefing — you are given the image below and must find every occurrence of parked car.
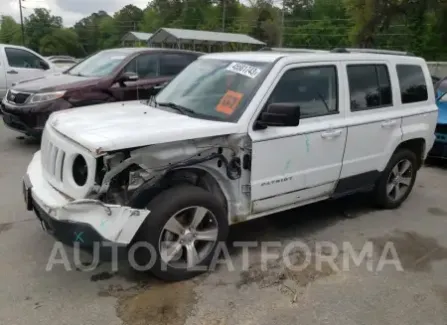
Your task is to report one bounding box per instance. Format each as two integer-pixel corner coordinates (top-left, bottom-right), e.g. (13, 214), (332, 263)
(429, 76), (447, 158)
(0, 44), (63, 103)
(2, 47), (202, 137)
(46, 55), (78, 70)
(23, 49), (437, 281)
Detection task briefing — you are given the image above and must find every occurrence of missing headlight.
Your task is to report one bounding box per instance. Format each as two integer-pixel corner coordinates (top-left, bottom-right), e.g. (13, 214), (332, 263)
(72, 154), (88, 186)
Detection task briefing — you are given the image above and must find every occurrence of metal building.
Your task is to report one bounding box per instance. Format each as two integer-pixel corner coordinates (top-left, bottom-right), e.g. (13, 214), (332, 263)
(121, 32), (153, 47)
(147, 28), (265, 52)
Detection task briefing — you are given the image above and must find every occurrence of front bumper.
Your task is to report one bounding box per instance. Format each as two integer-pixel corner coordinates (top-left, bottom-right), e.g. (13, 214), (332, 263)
(2, 110), (44, 137)
(1, 97), (69, 137)
(24, 151), (150, 246)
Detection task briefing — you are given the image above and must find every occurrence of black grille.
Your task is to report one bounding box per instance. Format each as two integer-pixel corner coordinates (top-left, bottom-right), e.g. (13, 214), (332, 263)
(6, 91), (30, 104)
(435, 123), (447, 135)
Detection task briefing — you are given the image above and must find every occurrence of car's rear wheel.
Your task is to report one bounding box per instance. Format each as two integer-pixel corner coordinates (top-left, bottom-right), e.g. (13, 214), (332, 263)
(374, 149), (418, 209)
(132, 185), (228, 282)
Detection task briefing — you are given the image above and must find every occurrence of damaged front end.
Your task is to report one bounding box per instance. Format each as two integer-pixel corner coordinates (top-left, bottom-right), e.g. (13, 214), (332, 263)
(89, 136), (244, 210)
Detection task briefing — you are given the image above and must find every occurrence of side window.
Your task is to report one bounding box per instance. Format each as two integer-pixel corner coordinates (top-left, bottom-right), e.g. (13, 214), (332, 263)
(124, 54), (159, 78)
(5, 47), (43, 69)
(160, 54), (197, 76)
(267, 65), (338, 119)
(396, 64), (428, 104)
(347, 64), (392, 111)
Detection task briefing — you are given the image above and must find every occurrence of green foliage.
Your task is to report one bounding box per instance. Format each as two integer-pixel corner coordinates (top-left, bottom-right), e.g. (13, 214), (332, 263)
(1, 0), (446, 60)
(0, 16), (22, 44)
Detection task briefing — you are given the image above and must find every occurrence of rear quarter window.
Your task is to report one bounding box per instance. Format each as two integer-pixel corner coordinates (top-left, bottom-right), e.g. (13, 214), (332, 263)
(396, 64), (428, 104)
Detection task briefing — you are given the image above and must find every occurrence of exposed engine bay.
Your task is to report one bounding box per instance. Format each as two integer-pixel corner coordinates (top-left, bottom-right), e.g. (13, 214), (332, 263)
(88, 135), (251, 212)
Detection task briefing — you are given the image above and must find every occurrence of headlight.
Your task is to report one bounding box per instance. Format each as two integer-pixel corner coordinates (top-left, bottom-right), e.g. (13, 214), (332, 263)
(29, 90), (66, 104)
(72, 154), (88, 186)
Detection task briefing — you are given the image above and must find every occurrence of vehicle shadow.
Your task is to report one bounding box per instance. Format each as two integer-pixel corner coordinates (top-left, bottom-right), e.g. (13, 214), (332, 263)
(108, 193), (376, 285)
(227, 193), (374, 245)
(425, 158), (447, 170)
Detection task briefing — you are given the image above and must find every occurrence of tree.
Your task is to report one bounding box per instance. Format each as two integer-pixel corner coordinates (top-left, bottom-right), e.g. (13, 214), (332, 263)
(0, 16), (21, 44)
(39, 28), (83, 56)
(113, 4), (144, 38)
(24, 9), (62, 51)
(74, 11), (111, 54)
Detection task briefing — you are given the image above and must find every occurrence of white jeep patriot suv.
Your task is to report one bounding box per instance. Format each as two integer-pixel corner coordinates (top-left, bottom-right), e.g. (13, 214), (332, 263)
(23, 48), (437, 281)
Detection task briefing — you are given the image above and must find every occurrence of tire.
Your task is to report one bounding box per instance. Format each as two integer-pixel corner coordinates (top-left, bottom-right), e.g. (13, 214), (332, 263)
(374, 149), (418, 209)
(132, 184), (229, 282)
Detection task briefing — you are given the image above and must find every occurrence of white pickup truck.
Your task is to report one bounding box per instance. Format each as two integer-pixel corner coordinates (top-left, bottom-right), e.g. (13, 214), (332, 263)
(0, 44), (62, 100)
(23, 49), (437, 281)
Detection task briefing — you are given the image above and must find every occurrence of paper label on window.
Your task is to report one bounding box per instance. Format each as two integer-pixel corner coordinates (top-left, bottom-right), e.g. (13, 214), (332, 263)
(216, 90), (244, 115)
(226, 62), (261, 79)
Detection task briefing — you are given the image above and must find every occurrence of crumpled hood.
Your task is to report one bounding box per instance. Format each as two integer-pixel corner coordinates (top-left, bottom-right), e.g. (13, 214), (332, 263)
(48, 101), (240, 153)
(13, 73), (101, 93)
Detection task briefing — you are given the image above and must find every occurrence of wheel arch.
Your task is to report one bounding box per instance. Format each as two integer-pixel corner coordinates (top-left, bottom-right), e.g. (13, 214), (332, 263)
(128, 166), (231, 218)
(392, 138), (426, 169)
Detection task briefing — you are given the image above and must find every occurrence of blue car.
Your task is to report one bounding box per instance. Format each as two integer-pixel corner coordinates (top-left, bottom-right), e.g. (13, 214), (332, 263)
(430, 78), (447, 158)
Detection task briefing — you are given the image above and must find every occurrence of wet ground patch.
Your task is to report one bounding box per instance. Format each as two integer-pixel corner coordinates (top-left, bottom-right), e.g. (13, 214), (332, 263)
(371, 230), (447, 272)
(0, 222), (12, 235)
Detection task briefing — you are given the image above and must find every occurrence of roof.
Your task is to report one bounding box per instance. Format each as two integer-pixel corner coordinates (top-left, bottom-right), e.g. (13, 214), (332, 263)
(259, 47), (329, 53)
(121, 31), (153, 42)
(201, 51), (426, 64)
(148, 28), (266, 45)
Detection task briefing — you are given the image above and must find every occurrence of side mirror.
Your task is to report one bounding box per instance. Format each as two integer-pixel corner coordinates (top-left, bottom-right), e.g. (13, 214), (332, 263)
(254, 103), (301, 130)
(119, 71), (139, 83)
(40, 60), (50, 70)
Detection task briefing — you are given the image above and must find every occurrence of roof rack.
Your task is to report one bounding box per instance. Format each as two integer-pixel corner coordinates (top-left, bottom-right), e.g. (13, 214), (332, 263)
(259, 47), (328, 53)
(331, 48), (415, 56)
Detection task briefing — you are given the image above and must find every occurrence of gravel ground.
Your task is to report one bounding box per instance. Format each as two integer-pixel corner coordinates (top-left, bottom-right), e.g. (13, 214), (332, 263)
(1, 123), (447, 325)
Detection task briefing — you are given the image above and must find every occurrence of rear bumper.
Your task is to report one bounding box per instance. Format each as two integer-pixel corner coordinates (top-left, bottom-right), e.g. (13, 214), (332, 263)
(24, 151), (150, 246)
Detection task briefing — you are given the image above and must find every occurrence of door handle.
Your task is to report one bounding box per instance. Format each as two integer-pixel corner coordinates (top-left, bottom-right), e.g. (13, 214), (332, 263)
(381, 119), (397, 128)
(321, 129), (343, 139)
(7, 70), (18, 74)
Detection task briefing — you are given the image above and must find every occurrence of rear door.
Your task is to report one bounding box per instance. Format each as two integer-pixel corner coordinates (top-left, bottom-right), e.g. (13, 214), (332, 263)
(111, 53), (164, 101)
(159, 52), (198, 78)
(336, 62), (403, 195)
(3, 47), (50, 89)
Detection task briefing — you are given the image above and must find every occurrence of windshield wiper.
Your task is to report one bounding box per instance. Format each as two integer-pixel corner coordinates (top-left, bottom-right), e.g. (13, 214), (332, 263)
(157, 102), (197, 116)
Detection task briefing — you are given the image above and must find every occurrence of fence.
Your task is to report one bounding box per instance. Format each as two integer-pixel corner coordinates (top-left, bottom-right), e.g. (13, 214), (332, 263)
(427, 62), (447, 78)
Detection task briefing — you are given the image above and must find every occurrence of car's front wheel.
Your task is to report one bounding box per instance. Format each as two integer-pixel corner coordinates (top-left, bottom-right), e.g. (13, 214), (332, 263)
(133, 185), (228, 282)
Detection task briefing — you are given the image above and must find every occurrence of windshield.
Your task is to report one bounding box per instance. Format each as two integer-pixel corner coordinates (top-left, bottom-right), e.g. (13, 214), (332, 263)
(66, 50), (129, 77)
(154, 58), (271, 122)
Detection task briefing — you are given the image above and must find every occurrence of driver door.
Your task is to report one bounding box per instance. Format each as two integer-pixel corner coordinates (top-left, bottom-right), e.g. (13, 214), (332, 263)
(248, 62), (347, 213)
(3, 47), (49, 88)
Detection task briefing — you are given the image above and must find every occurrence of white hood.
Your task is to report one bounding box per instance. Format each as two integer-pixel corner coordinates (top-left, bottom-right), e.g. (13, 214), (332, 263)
(48, 101), (240, 153)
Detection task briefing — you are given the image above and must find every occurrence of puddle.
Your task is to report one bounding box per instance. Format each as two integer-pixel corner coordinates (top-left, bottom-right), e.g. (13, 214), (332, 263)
(110, 281), (197, 325)
(428, 207), (447, 217)
(371, 231), (447, 272)
(0, 222), (12, 235)
(97, 270), (198, 325)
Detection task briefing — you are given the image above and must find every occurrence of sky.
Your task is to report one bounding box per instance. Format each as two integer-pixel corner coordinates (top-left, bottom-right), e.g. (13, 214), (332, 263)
(0, 0), (149, 27)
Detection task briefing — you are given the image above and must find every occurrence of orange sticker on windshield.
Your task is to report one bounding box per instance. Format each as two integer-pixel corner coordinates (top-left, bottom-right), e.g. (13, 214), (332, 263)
(216, 90), (243, 115)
